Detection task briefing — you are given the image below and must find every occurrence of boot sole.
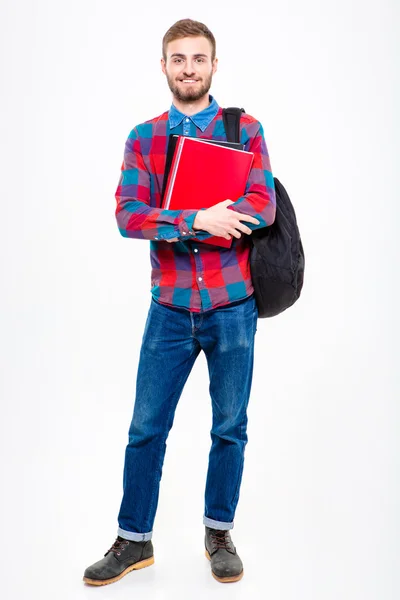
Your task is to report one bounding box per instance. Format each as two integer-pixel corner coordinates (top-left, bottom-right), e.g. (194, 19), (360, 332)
(83, 555), (154, 586)
(205, 549), (244, 583)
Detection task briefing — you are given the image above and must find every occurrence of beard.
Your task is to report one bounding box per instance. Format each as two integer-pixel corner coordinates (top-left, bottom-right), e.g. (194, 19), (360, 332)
(166, 71), (213, 103)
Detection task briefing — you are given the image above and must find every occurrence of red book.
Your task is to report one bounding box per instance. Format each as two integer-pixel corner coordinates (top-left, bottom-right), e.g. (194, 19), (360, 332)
(162, 136), (254, 248)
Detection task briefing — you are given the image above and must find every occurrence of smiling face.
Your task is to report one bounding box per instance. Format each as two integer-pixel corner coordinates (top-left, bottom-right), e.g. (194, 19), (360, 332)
(161, 36), (218, 104)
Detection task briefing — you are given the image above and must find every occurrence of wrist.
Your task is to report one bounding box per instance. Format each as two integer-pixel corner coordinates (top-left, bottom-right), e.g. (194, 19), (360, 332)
(193, 209), (205, 230)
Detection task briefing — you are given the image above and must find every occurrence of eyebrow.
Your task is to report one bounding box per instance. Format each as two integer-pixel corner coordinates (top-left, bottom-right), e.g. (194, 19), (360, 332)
(170, 53), (208, 59)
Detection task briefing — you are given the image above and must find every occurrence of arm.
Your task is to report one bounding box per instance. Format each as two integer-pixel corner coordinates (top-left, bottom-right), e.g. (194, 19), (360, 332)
(191, 119), (276, 243)
(226, 119), (276, 230)
(115, 127), (199, 241)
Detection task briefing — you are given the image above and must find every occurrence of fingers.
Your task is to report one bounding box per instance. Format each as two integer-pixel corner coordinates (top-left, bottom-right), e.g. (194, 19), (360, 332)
(227, 228), (242, 239)
(237, 214), (260, 225)
(235, 222), (253, 236)
(224, 204), (259, 226)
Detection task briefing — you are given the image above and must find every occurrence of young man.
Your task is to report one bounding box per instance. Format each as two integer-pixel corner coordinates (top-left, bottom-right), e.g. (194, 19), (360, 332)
(83, 18), (276, 586)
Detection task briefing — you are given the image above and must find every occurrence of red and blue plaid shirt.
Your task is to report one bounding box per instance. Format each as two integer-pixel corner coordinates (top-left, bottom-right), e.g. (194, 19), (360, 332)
(115, 95), (276, 312)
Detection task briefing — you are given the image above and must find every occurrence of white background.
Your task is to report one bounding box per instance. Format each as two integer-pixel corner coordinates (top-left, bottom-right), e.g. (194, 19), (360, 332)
(0, 0), (398, 598)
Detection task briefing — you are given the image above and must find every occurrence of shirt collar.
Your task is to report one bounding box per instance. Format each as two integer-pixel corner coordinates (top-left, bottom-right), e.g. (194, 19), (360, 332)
(168, 94), (219, 132)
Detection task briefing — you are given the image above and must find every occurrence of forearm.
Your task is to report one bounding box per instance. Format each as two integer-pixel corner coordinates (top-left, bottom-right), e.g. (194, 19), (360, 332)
(115, 126), (199, 242)
(227, 180), (276, 231)
(115, 195), (199, 241)
(189, 121), (276, 244)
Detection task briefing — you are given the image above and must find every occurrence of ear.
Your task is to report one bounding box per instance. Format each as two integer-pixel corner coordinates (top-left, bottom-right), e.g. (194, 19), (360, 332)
(212, 57), (218, 75)
(161, 58), (166, 75)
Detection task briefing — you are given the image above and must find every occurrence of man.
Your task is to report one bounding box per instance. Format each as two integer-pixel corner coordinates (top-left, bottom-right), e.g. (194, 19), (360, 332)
(83, 18), (275, 586)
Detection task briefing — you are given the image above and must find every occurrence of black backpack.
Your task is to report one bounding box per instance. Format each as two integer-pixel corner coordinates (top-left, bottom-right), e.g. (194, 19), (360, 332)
(222, 107), (305, 318)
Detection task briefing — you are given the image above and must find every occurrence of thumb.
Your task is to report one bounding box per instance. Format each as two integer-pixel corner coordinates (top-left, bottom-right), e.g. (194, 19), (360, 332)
(221, 199), (234, 206)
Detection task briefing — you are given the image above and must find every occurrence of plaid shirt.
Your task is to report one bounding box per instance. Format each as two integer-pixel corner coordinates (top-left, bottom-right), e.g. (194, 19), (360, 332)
(115, 95), (276, 312)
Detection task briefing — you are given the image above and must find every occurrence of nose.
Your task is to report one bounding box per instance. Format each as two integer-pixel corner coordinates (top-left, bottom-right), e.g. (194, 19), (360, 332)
(182, 59), (198, 77)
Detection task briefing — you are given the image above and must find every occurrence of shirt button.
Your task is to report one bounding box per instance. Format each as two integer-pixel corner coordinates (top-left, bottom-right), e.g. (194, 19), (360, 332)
(182, 231), (187, 235)
(198, 276), (203, 282)
(194, 248), (198, 253)
(185, 117), (189, 122)
(154, 237), (158, 240)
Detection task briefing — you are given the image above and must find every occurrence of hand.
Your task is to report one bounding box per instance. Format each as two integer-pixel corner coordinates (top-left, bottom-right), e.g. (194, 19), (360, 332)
(166, 237), (179, 243)
(193, 200), (260, 240)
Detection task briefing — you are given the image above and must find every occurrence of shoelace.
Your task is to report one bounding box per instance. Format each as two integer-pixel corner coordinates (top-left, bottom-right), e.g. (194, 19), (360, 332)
(105, 537), (129, 556)
(209, 530), (232, 550)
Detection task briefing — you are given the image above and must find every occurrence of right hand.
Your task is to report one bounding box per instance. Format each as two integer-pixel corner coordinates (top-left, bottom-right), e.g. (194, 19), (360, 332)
(193, 200), (260, 240)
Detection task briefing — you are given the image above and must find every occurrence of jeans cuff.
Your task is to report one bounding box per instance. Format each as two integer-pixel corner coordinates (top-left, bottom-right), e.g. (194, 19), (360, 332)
(118, 526), (152, 542)
(203, 516), (234, 530)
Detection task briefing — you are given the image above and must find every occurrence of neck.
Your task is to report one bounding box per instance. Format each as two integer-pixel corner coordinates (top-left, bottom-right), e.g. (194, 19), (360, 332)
(172, 94), (211, 116)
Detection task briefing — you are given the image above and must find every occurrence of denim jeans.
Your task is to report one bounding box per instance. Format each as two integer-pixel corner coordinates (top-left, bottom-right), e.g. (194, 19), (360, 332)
(117, 293), (258, 541)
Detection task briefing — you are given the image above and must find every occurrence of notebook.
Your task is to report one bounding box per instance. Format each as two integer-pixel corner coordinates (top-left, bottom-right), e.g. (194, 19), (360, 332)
(161, 136), (253, 248)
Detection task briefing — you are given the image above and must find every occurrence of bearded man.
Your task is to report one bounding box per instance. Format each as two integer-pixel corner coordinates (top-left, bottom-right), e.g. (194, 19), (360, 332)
(83, 17), (276, 586)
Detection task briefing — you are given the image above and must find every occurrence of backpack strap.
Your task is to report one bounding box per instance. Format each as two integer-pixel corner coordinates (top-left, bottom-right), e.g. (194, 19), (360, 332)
(222, 107), (245, 144)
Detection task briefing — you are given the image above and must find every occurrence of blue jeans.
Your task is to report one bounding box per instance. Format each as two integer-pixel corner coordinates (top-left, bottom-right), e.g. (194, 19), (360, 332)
(117, 293), (258, 541)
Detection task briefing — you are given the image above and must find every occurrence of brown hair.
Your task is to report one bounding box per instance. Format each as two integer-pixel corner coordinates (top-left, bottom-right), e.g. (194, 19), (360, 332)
(162, 19), (216, 62)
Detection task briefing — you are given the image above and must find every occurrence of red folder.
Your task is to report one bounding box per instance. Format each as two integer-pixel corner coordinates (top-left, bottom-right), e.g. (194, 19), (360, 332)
(162, 136), (254, 248)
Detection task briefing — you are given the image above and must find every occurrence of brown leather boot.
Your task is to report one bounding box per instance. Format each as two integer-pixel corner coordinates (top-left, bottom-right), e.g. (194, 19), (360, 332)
(83, 536), (154, 586)
(204, 527), (244, 583)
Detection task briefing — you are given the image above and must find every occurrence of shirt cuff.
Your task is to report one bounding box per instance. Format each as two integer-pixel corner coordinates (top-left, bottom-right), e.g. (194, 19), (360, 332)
(178, 210), (198, 239)
(188, 208), (212, 241)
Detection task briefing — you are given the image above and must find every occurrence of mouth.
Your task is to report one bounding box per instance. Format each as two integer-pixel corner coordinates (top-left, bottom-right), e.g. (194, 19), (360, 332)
(179, 79), (199, 84)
